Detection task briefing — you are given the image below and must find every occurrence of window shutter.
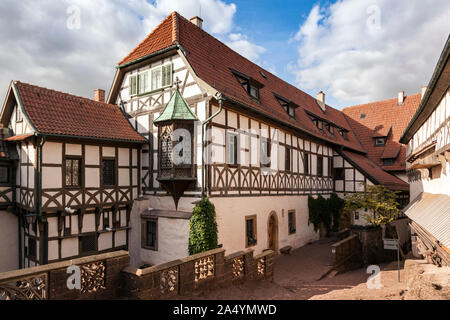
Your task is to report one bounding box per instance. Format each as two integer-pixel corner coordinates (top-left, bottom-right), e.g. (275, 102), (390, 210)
(129, 75), (137, 96)
(162, 64), (172, 87)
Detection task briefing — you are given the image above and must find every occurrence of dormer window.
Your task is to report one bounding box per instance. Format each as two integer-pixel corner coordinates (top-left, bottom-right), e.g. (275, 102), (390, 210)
(382, 158), (395, 166)
(275, 94), (297, 118)
(375, 137), (386, 146)
(325, 123), (334, 135)
(231, 68), (263, 101)
(338, 128), (348, 140)
(310, 116), (324, 133)
(249, 85), (259, 100)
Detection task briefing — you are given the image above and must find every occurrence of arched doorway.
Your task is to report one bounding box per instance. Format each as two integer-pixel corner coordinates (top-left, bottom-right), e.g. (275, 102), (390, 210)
(267, 212), (279, 251)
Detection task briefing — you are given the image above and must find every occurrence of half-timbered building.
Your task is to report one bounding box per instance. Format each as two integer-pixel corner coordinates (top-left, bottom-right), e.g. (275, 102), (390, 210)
(107, 12), (409, 267)
(400, 36), (450, 266)
(0, 82), (146, 271)
(0, 12), (417, 271)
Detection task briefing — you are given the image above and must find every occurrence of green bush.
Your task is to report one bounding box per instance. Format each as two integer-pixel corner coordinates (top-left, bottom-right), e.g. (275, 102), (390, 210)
(188, 197), (218, 255)
(308, 193), (345, 233)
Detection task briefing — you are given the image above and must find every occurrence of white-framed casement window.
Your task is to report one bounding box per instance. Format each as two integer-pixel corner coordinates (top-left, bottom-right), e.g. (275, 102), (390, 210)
(16, 105), (22, 122)
(129, 63), (172, 96)
(226, 131), (239, 165)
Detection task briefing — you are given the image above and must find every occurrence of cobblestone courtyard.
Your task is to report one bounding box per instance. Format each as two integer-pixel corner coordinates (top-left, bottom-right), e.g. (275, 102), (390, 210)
(182, 239), (449, 300)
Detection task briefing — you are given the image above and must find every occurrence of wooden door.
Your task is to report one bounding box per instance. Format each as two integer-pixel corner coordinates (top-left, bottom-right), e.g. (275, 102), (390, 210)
(268, 213), (278, 251)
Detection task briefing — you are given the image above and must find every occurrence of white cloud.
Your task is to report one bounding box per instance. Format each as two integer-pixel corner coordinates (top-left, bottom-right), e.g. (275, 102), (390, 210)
(0, 0), (238, 103)
(290, 0), (450, 107)
(225, 33), (266, 63)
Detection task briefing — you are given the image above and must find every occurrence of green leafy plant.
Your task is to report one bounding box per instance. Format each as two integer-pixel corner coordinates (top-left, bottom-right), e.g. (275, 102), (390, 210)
(188, 197), (218, 255)
(308, 193), (344, 233)
(329, 193), (345, 232)
(344, 184), (401, 227)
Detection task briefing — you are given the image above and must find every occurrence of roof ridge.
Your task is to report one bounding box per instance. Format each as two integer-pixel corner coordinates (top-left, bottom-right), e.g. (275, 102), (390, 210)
(117, 12), (175, 65)
(343, 92), (421, 111)
(171, 11), (179, 42)
(176, 13), (342, 117)
(14, 81), (120, 109)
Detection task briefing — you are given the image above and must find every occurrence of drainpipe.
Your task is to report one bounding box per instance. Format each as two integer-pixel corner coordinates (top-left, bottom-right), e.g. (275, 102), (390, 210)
(201, 93), (225, 196)
(37, 135), (47, 264)
(36, 134), (46, 217)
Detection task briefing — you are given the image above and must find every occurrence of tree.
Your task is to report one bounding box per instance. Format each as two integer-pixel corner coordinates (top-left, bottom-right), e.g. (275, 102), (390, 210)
(188, 197), (218, 255)
(344, 184), (401, 227)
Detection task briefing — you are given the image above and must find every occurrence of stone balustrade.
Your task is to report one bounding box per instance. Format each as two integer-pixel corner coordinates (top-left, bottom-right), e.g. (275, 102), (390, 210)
(121, 248), (275, 300)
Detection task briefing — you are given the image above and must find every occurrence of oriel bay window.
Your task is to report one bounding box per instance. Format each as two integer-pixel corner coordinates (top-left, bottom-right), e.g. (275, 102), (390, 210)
(153, 90), (198, 209)
(65, 157), (81, 187)
(102, 158), (116, 187)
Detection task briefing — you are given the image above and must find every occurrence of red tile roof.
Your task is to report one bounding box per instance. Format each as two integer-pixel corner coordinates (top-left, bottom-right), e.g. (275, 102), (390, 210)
(117, 12), (365, 153)
(117, 11), (415, 190)
(118, 13), (177, 66)
(343, 94), (421, 172)
(14, 81), (146, 143)
(341, 150), (409, 191)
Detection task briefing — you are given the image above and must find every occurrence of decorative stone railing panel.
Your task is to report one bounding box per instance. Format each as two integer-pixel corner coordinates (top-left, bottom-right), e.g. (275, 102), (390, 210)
(0, 251), (129, 300)
(122, 248), (276, 300)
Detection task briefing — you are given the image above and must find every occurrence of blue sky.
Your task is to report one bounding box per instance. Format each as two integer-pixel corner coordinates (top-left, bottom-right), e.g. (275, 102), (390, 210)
(0, 0), (449, 109)
(231, 0), (329, 83)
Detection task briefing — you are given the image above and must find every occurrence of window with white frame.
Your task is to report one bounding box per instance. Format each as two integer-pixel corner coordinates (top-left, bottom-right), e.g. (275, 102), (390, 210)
(129, 64), (172, 96)
(226, 131), (238, 165)
(16, 105), (22, 122)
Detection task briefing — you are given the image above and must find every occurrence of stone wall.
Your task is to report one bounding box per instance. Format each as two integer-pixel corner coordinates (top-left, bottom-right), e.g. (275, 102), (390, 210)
(0, 251), (129, 300)
(121, 248), (276, 300)
(331, 234), (362, 272)
(0, 247), (275, 300)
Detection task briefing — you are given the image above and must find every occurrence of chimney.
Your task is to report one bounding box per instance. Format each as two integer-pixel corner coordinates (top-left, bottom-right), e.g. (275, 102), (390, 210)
(317, 91), (325, 104)
(421, 86), (427, 100)
(190, 16), (203, 29)
(316, 91), (326, 112)
(398, 90), (404, 106)
(94, 89), (105, 103)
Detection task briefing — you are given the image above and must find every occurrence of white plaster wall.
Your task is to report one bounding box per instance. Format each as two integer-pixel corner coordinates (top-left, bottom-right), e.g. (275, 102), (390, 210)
(128, 197), (191, 267)
(65, 143), (82, 156)
(102, 146), (115, 157)
(0, 211), (18, 272)
(48, 240), (59, 261)
(140, 217), (189, 266)
(98, 232), (113, 251)
(42, 142), (62, 164)
(211, 196), (319, 256)
(61, 237), (78, 259)
(42, 167), (61, 189)
(410, 163), (450, 200)
(85, 168), (100, 188)
(85, 145), (99, 165)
